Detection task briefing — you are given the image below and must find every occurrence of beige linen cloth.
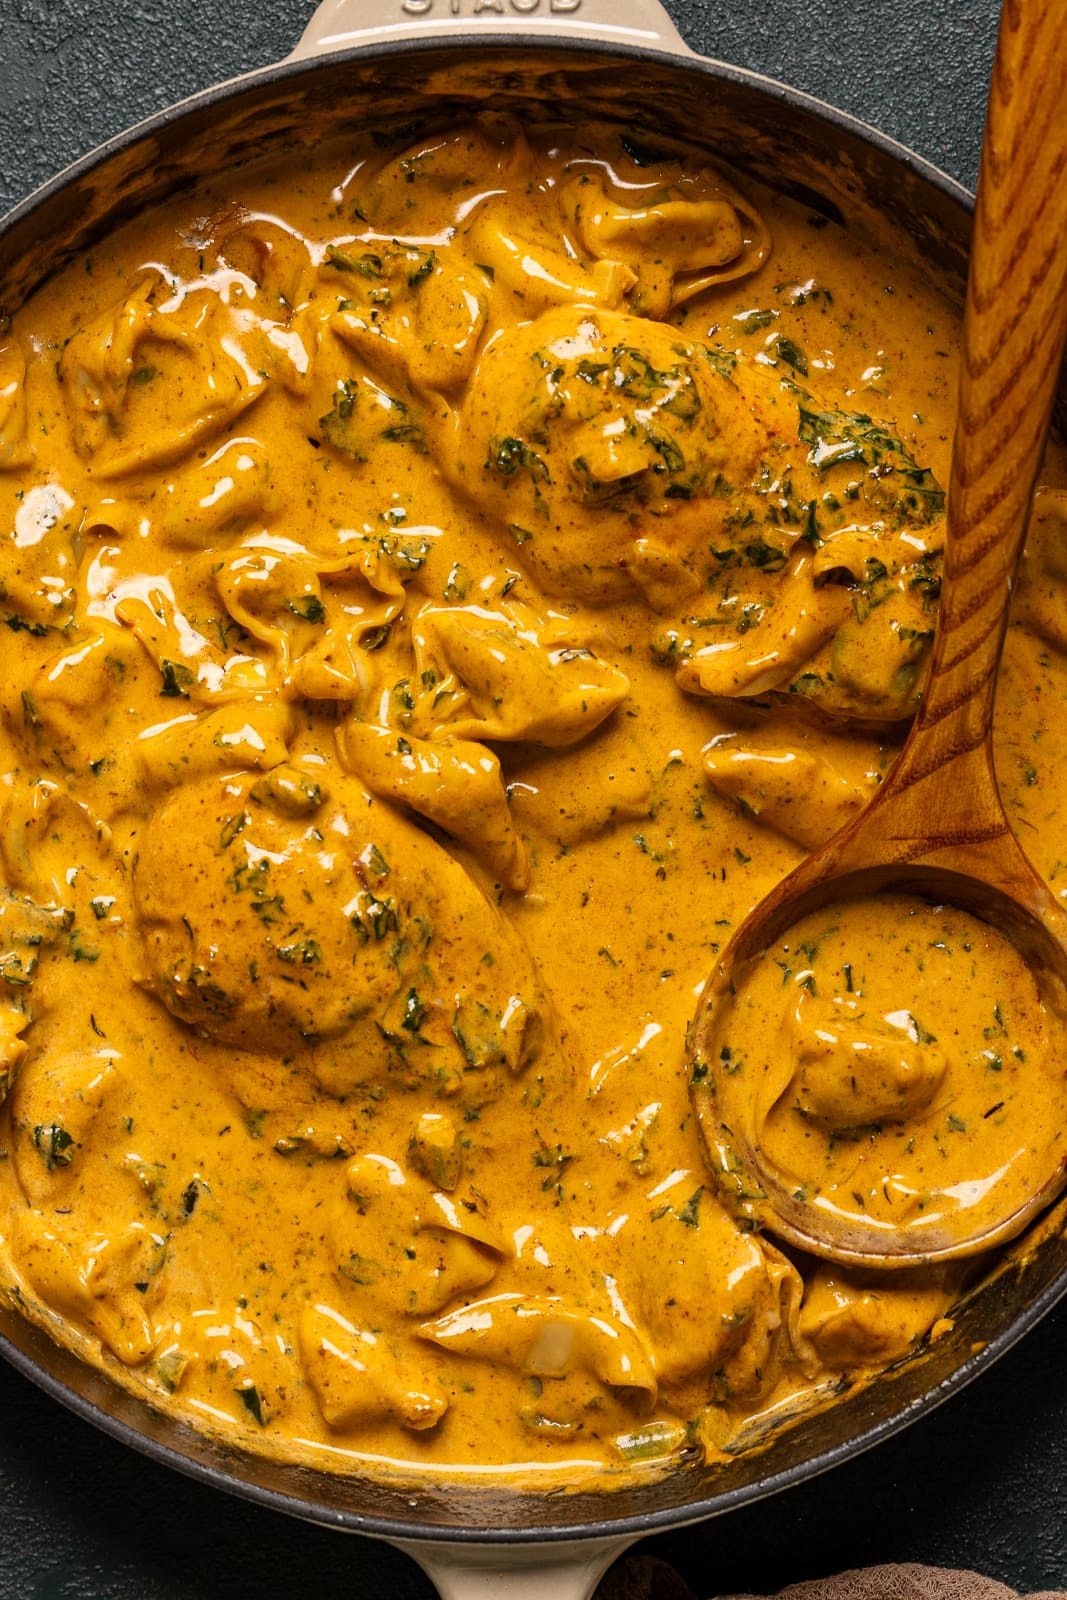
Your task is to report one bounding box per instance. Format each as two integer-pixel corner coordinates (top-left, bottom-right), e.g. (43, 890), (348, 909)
(596, 1554), (1067, 1600)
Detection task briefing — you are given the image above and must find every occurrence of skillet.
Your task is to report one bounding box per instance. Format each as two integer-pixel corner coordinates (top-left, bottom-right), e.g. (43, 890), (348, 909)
(1, 2), (1066, 1595)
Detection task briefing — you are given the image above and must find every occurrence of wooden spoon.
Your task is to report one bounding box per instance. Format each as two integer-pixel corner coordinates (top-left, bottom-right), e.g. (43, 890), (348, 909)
(689, 0), (1067, 1268)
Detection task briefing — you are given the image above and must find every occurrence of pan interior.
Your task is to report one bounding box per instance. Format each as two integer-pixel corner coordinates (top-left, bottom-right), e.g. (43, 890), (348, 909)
(2, 35), (1064, 1546)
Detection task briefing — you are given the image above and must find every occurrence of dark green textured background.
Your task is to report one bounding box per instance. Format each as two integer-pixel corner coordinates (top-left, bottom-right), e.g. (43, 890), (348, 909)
(2, 3), (1066, 1597)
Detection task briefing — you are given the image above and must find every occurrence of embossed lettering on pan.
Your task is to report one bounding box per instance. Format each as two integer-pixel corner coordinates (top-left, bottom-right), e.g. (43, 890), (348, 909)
(402, 1), (583, 14)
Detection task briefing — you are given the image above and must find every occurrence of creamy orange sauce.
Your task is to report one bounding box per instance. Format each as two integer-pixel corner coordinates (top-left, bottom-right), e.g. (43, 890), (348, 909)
(0, 114), (1065, 1487)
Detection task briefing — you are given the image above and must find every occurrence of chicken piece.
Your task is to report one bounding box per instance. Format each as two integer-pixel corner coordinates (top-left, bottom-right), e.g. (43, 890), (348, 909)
(329, 1151), (505, 1318)
(448, 306), (767, 603)
(149, 437), (276, 550)
(12, 1210), (165, 1366)
(678, 550), (851, 700)
(799, 1266), (960, 1371)
(408, 1112), (463, 1192)
(463, 214), (635, 316)
(10, 1039), (120, 1206)
(355, 117), (530, 236)
(210, 212), (316, 321)
(116, 583), (272, 704)
(661, 384), (945, 727)
(785, 991), (947, 1131)
(0, 481), (79, 632)
(328, 246), (489, 394)
(0, 780), (112, 910)
(623, 1173), (778, 1389)
(0, 889), (64, 1106)
(133, 765), (554, 1099)
(300, 1303), (448, 1433)
(135, 698), (294, 791)
(16, 627), (144, 775)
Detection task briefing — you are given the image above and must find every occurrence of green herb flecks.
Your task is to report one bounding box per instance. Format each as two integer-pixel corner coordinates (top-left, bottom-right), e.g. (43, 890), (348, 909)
(231, 857), (286, 923)
(236, 1383), (266, 1426)
(220, 812), (247, 849)
(363, 843), (391, 879)
(614, 1421), (688, 1463)
(773, 336), (808, 376)
(381, 421), (428, 453)
(445, 563), (471, 601)
(319, 378), (366, 459)
(796, 395), (945, 522)
(719, 1044), (744, 1076)
(159, 659), (195, 699)
(0, 952), (34, 987)
(326, 245), (383, 278)
(287, 594), (326, 624)
(156, 1349), (191, 1393)
(532, 1140), (576, 1200)
(351, 893), (400, 945)
(401, 988), (428, 1034)
(34, 1123), (74, 1170)
(407, 248), (436, 287)
(736, 308), (777, 335)
(340, 1252), (381, 1286)
(275, 938), (322, 966)
(488, 436), (551, 486)
(909, 1013), (938, 1046)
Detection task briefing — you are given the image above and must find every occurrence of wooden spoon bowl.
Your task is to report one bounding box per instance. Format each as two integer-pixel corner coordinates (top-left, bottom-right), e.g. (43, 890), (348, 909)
(689, 0), (1067, 1269)
(690, 838), (1067, 1267)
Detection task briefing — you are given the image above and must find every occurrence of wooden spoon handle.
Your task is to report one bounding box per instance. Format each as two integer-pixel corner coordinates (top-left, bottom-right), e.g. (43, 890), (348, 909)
(888, 0), (1067, 814)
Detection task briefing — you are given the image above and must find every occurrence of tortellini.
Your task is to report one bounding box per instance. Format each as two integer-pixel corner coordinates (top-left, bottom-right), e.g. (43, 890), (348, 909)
(702, 736), (874, 850)
(560, 165), (770, 316)
(336, 721), (529, 889)
(59, 271), (273, 477)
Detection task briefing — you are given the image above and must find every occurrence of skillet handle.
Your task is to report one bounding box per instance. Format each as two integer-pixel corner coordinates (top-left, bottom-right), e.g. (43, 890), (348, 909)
(393, 1535), (633, 1600)
(290, 0), (691, 61)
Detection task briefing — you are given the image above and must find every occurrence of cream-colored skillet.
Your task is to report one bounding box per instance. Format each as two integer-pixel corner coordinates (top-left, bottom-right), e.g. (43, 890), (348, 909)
(1, 1), (1067, 1595)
